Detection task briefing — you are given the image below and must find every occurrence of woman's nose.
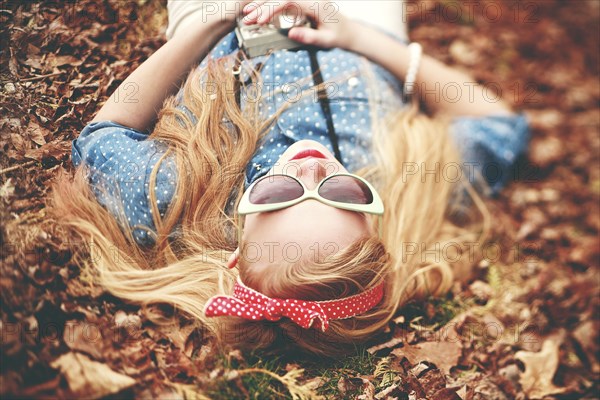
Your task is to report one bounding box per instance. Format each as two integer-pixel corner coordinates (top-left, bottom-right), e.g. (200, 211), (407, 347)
(298, 158), (327, 189)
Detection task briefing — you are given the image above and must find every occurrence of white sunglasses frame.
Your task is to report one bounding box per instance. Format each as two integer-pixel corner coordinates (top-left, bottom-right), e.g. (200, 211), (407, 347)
(237, 172), (384, 216)
(236, 173), (384, 244)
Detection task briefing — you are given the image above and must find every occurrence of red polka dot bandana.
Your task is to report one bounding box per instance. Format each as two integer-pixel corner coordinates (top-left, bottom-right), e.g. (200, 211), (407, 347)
(204, 278), (385, 332)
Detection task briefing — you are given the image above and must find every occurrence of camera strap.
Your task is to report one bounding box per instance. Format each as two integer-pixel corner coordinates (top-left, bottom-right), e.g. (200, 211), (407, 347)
(232, 48), (343, 164)
(308, 49), (343, 164)
(232, 50), (244, 108)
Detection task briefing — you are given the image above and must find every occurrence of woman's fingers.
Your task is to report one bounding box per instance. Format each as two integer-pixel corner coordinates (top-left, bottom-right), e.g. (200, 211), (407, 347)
(288, 25), (335, 48)
(240, 0), (342, 49)
(243, 0), (317, 25)
(242, 0), (268, 16)
(244, 1), (286, 25)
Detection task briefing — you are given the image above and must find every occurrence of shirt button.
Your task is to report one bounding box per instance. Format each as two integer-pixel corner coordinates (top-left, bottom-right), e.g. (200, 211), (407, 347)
(348, 77), (359, 87)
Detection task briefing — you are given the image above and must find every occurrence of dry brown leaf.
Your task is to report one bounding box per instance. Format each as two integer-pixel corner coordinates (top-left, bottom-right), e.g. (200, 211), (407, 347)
(0, 178), (15, 200)
(392, 340), (462, 376)
(63, 320), (104, 360)
(529, 136), (564, 169)
(64, 274), (105, 298)
(515, 333), (567, 399)
(168, 323), (196, 355)
(168, 382), (212, 400)
(455, 385), (467, 399)
(10, 132), (27, 154)
(431, 387), (462, 399)
(469, 280), (493, 302)
(47, 54), (83, 68)
(26, 120), (46, 146)
(24, 140), (71, 162)
(524, 109), (564, 130)
(374, 381), (402, 399)
(303, 376), (326, 391)
(572, 320), (599, 373)
(367, 336), (404, 354)
(148, 321), (198, 357)
(449, 39), (480, 66)
(22, 57), (44, 70)
(114, 310), (142, 330)
(50, 352), (136, 399)
(337, 376), (364, 396)
(357, 378), (375, 400)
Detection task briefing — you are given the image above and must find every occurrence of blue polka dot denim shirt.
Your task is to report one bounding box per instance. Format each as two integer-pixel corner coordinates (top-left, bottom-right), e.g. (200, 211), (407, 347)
(72, 31), (530, 247)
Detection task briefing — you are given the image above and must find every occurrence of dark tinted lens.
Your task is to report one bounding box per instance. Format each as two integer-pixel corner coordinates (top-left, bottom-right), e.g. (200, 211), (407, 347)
(249, 175), (304, 204)
(318, 176), (373, 204)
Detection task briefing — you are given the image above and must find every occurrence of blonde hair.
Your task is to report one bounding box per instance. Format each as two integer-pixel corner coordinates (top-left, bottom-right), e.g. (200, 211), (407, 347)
(50, 57), (488, 356)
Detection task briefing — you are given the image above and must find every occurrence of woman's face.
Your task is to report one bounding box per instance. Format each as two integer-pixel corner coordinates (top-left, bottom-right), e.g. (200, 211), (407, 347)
(235, 140), (374, 272)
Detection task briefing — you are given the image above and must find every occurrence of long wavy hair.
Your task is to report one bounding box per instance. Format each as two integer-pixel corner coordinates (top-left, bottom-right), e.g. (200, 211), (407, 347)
(50, 56), (489, 356)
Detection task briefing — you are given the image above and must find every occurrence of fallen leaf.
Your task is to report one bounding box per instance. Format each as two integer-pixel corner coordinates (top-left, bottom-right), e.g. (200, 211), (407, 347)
(26, 120), (47, 146)
(167, 323), (196, 355)
(22, 56), (44, 70)
(455, 385), (467, 399)
(471, 379), (510, 400)
(418, 366), (448, 397)
(367, 336), (404, 354)
(572, 320), (599, 373)
(168, 383), (212, 400)
(10, 132), (27, 154)
(431, 387), (462, 399)
(50, 352), (136, 399)
(63, 320), (104, 360)
(47, 54), (84, 67)
(374, 381), (402, 399)
(469, 280), (493, 302)
(64, 274), (105, 298)
(529, 136), (564, 169)
(516, 207), (548, 240)
(147, 320), (199, 358)
(357, 378), (375, 400)
(0, 178), (15, 200)
(515, 333), (567, 399)
(337, 376), (364, 396)
(524, 109), (564, 130)
(449, 40), (480, 66)
(303, 376), (326, 391)
(118, 338), (156, 376)
(114, 310), (142, 330)
(392, 339), (462, 375)
(24, 140), (71, 162)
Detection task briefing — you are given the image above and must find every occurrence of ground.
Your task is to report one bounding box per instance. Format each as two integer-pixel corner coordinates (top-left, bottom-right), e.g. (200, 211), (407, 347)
(0, 0), (598, 399)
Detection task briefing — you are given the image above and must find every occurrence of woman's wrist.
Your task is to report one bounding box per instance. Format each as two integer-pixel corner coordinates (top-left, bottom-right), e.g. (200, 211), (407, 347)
(338, 19), (364, 53)
(341, 20), (410, 75)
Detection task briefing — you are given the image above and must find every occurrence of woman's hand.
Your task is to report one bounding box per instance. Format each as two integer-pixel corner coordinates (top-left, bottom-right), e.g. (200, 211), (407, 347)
(241, 0), (352, 49)
(91, 2), (254, 131)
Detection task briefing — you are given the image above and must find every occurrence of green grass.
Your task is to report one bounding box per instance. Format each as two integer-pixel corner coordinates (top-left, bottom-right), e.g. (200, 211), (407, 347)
(399, 292), (472, 330)
(203, 293), (475, 398)
(309, 347), (380, 398)
(203, 346), (385, 399)
(206, 353), (290, 400)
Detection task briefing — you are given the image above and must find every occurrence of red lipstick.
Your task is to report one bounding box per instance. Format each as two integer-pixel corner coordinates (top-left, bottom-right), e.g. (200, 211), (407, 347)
(290, 149), (327, 160)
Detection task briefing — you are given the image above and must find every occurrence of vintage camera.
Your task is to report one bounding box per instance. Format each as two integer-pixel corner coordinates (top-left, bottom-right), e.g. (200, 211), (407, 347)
(235, 13), (311, 58)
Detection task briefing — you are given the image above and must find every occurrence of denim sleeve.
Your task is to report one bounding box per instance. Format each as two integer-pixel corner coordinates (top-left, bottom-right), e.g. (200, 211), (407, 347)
(71, 121), (177, 247)
(448, 112), (530, 196)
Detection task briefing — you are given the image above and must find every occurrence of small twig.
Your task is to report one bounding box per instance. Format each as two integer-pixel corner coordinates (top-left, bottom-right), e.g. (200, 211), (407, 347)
(19, 72), (64, 82)
(0, 160), (37, 175)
